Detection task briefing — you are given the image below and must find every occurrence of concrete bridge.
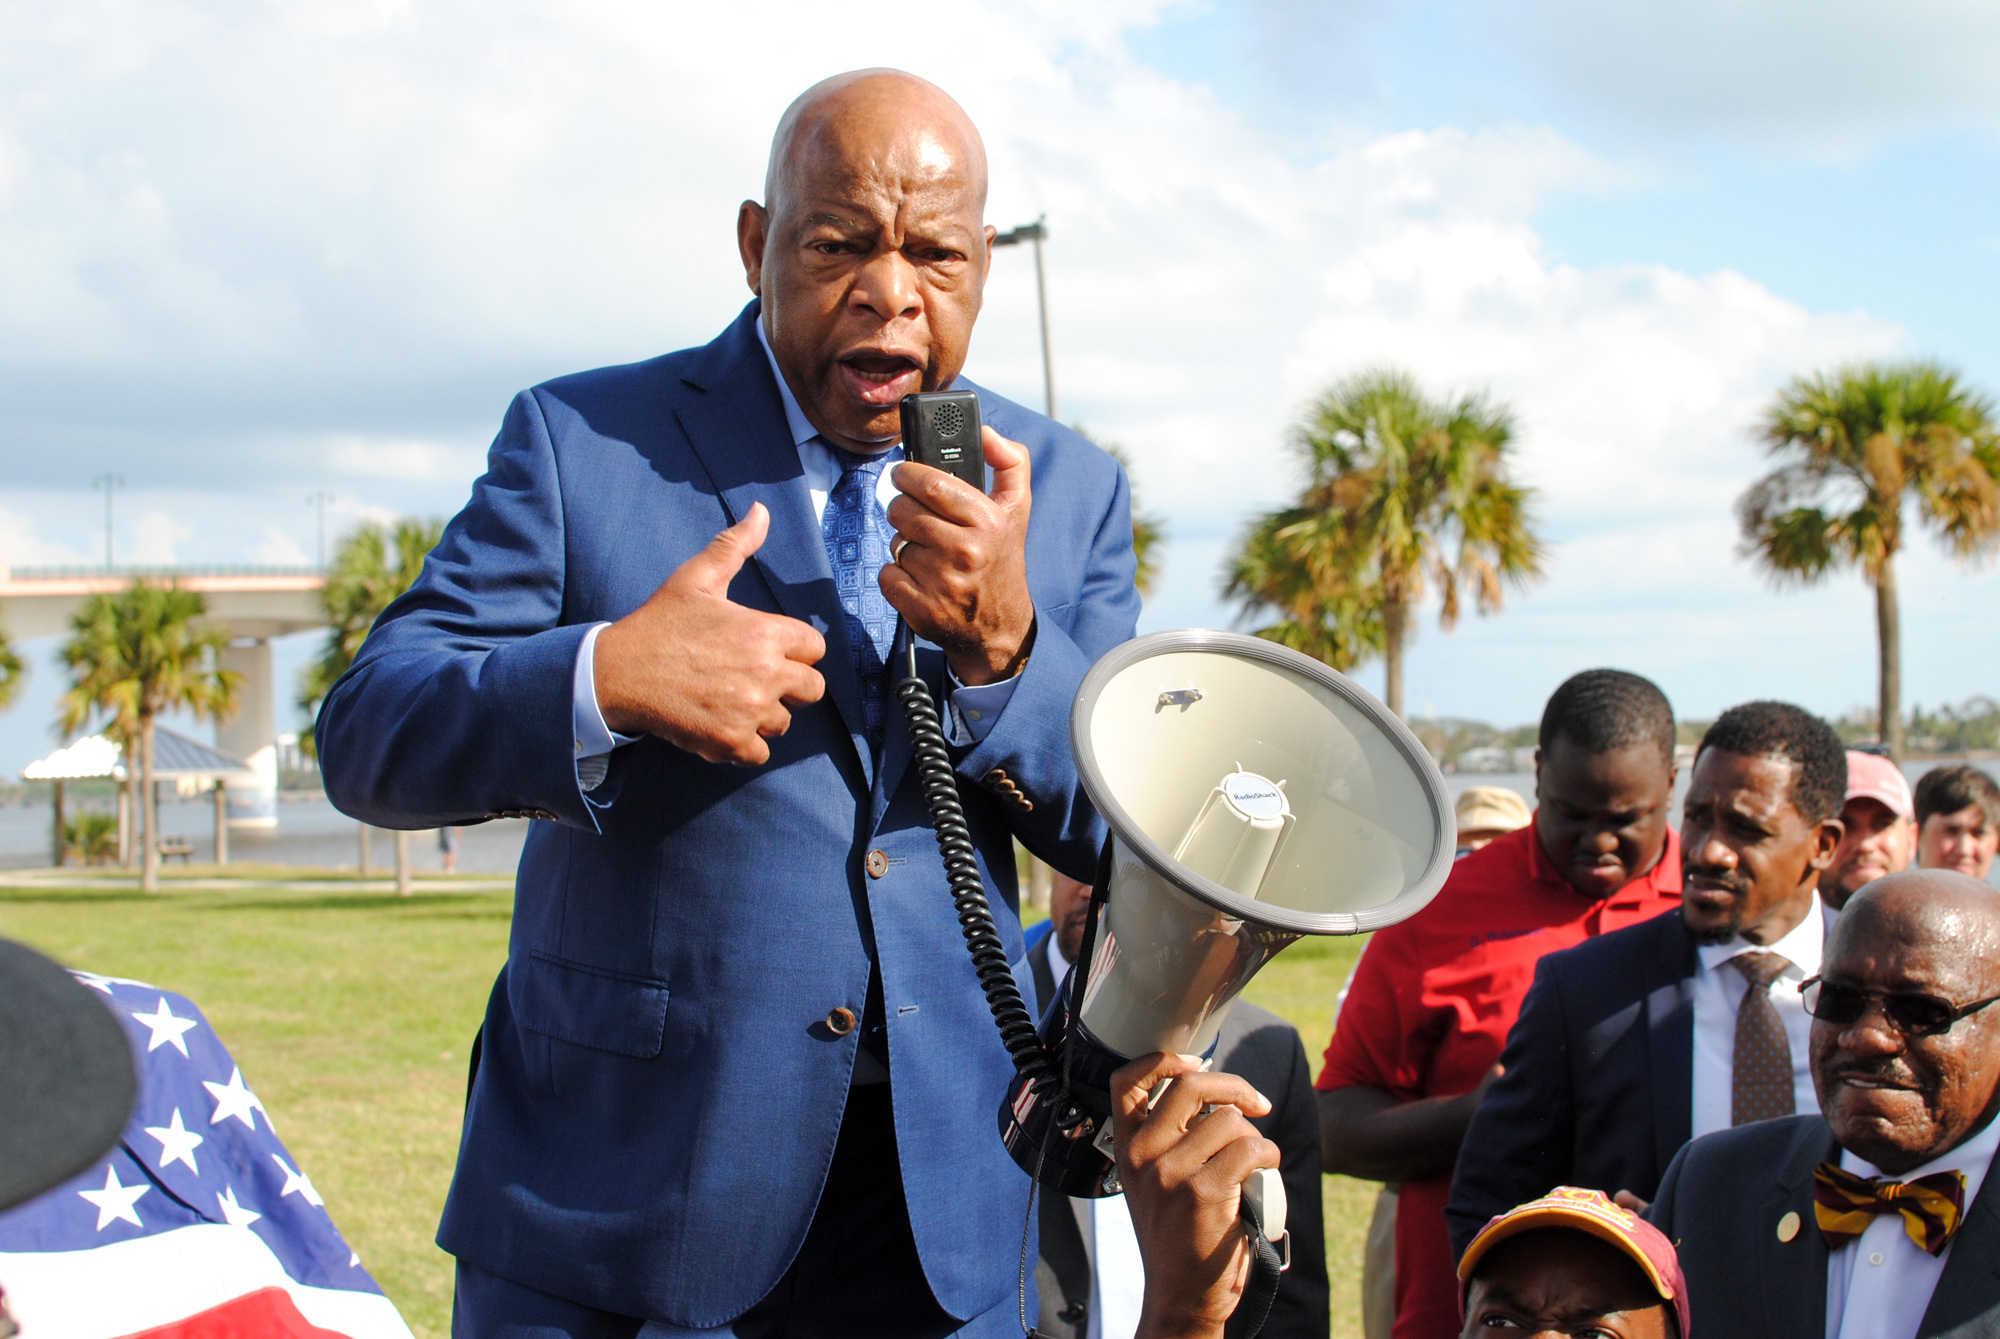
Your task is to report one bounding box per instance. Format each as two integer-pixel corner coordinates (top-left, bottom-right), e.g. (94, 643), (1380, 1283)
(0, 564), (328, 827)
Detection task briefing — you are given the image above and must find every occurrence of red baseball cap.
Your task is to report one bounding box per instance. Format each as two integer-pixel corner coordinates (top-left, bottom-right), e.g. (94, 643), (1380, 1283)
(1458, 1186), (1691, 1338)
(1845, 750), (1914, 823)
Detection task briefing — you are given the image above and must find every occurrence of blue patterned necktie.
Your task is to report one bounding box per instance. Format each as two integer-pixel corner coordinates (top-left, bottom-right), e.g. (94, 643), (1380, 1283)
(822, 444), (901, 749)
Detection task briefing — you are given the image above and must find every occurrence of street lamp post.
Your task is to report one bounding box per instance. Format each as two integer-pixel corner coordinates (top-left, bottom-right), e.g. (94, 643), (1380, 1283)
(306, 491), (335, 570)
(91, 474), (125, 569)
(991, 216), (1056, 420)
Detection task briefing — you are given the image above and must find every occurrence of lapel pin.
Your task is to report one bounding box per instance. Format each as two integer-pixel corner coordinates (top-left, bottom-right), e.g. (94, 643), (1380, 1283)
(1777, 1210), (1800, 1242)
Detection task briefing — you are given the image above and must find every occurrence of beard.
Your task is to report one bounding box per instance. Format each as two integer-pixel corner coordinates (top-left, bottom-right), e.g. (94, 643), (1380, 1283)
(1683, 868), (1753, 945)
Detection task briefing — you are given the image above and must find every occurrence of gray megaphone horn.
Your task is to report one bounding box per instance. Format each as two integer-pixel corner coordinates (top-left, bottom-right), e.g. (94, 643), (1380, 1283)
(1000, 630), (1456, 1203)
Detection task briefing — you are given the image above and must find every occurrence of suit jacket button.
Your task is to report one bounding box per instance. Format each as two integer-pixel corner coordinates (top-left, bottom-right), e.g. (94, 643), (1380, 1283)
(826, 1006), (857, 1036)
(866, 849), (890, 879)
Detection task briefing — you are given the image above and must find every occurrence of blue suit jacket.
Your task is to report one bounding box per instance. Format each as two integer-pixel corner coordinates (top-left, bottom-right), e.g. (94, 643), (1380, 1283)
(315, 301), (1140, 1325)
(1445, 906), (1696, 1256)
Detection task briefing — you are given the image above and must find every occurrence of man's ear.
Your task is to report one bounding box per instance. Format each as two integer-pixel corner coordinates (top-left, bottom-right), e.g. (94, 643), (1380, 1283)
(738, 200), (769, 296)
(1809, 816), (1847, 872)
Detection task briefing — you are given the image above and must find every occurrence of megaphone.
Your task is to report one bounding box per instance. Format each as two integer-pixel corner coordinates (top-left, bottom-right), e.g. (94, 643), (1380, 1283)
(1000, 629), (1455, 1198)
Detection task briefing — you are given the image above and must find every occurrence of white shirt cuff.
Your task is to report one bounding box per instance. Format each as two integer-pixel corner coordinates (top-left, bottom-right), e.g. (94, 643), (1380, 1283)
(573, 622), (640, 793)
(946, 669), (1020, 747)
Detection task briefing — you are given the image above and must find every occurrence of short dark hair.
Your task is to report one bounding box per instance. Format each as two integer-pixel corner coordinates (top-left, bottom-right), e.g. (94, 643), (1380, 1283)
(1538, 669), (1676, 761)
(1914, 764), (2000, 830)
(1695, 701), (1847, 825)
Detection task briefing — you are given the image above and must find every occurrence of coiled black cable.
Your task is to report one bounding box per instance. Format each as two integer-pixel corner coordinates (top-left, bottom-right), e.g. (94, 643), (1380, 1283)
(895, 636), (1062, 1097)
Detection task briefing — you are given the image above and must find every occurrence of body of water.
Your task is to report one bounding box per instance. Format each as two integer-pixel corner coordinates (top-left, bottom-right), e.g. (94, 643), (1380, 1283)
(0, 792), (529, 873)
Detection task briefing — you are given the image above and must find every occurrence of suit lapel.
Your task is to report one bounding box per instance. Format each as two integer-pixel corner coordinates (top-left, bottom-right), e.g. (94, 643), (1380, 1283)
(1920, 1143), (2000, 1337)
(673, 305), (873, 786)
(1758, 1119), (1836, 1339)
(1647, 912), (1697, 1176)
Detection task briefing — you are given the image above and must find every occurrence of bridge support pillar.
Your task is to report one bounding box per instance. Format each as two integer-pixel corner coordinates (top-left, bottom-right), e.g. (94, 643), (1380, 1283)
(218, 640), (279, 828)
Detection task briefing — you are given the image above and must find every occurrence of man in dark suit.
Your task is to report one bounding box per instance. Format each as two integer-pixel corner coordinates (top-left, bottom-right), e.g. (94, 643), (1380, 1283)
(316, 71), (1140, 1336)
(1448, 701), (1848, 1255)
(1648, 870), (2000, 1338)
(1026, 873), (1329, 1339)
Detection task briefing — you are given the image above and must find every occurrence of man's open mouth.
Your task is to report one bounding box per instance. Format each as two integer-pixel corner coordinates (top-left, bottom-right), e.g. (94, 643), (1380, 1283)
(837, 351), (924, 407)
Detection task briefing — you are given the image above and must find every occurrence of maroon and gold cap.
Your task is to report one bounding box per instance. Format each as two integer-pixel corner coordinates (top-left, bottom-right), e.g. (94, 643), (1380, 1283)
(1458, 1186), (1691, 1338)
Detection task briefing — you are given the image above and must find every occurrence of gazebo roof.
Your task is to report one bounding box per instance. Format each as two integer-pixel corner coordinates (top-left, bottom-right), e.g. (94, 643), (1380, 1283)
(21, 728), (255, 782)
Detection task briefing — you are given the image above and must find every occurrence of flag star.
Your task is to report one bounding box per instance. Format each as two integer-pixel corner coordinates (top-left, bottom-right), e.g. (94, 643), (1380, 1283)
(202, 1066), (265, 1130)
(143, 1108), (203, 1174)
(349, 1251), (360, 1267)
(271, 1154), (324, 1208)
(131, 997), (199, 1056)
(78, 1165), (148, 1231)
(216, 1185), (262, 1228)
(72, 970), (151, 996)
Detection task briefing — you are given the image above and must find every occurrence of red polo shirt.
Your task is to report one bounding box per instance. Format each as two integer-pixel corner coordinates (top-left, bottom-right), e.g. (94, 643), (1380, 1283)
(1317, 819), (1682, 1339)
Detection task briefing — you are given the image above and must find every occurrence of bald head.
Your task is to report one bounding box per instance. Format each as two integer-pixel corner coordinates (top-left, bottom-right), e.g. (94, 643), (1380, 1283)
(1832, 869), (2000, 964)
(1814, 868), (2000, 1175)
(765, 70), (987, 225)
(739, 71), (994, 452)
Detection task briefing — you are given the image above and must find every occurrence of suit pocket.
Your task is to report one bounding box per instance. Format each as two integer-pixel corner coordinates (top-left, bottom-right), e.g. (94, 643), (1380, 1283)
(511, 951), (670, 1059)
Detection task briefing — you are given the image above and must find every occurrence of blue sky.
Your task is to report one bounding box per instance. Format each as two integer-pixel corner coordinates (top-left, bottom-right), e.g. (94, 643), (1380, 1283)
(3, 0), (1998, 771)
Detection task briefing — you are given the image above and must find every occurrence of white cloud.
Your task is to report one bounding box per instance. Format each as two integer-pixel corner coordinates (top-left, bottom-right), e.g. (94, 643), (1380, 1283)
(0, 505), (86, 568)
(127, 510), (191, 565)
(248, 527), (311, 567)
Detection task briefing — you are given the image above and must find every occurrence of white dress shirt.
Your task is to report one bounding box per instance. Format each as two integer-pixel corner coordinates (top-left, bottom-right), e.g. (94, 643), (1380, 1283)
(1826, 1116), (2000, 1339)
(1042, 933), (1146, 1339)
(1690, 893), (1825, 1137)
(567, 322), (1019, 792)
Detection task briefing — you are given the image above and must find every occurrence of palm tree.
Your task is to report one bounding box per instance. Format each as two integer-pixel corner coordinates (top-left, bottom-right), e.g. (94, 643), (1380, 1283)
(297, 517), (442, 887)
(1739, 360), (2000, 761)
(298, 518), (445, 723)
(1226, 369), (1545, 714)
(59, 582), (240, 892)
(0, 618), (23, 710)
(1223, 507), (1385, 671)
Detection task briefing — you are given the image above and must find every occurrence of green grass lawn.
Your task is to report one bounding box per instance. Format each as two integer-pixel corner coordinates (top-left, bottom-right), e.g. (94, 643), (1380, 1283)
(0, 877), (1375, 1338)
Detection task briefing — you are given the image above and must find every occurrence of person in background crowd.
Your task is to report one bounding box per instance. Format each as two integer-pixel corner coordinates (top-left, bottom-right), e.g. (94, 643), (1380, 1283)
(1914, 764), (2000, 883)
(1356, 782), (1537, 1337)
(1457, 1187), (1689, 1339)
(1819, 750), (1914, 914)
(1450, 701), (1845, 1256)
(1026, 874), (1329, 1339)
(1319, 669), (1682, 1339)
(1454, 786), (1533, 858)
(438, 824), (460, 874)
(1646, 871), (2000, 1339)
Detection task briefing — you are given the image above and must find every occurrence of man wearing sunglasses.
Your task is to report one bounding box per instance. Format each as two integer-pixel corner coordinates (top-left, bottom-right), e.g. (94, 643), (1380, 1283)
(1647, 869), (2000, 1339)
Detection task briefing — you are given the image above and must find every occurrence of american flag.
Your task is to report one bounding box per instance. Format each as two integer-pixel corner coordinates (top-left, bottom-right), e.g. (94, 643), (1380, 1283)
(0, 972), (413, 1338)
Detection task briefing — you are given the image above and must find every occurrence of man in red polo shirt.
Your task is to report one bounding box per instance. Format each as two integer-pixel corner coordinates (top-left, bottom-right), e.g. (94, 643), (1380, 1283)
(1317, 669), (1681, 1339)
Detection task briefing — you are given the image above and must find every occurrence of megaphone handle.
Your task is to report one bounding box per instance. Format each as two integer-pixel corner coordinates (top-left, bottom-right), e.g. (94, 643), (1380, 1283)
(1235, 1166), (1289, 1339)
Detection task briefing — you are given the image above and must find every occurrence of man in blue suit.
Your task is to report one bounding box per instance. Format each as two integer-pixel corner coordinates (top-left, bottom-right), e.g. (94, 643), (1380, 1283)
(316, 70), (1140, 1336)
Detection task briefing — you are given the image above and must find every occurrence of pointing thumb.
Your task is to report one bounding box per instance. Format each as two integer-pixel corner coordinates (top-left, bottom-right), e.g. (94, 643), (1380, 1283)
(682, 503), (769, 596)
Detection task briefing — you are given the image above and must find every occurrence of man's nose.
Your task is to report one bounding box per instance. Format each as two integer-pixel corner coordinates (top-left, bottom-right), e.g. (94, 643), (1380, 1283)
(1841, 1000), (1906, 1055)
(851, 250), (921, 322)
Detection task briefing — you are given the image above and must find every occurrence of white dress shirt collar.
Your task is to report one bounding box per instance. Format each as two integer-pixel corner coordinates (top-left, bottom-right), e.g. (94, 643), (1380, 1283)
(1696, 890), (1827, 982)
(1827, 1114), (2000, 1339)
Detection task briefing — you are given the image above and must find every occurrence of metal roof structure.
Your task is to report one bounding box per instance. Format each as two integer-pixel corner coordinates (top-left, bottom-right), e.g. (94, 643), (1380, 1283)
(19, 728), (255, 782)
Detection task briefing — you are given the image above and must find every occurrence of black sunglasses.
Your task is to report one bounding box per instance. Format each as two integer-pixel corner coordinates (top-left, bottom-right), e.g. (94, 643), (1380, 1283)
(1801, 976), (2000, 1038)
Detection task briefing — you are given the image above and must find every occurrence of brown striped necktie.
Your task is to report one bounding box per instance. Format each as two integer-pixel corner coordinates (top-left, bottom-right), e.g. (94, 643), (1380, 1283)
(1730, 950), (1796, 1125)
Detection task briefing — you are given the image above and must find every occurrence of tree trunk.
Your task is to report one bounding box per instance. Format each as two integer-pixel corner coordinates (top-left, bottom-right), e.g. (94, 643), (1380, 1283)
(1876, 558), (1904, 763)
(395, 828), (412, 897)
(117, 777), (130, 867)
(358, 822), (372, 875)
(213, 782), (228, 867)
(141, 719), (159, 893)
(52, 780), (64, 868)
(1382, 596), (1408, 719)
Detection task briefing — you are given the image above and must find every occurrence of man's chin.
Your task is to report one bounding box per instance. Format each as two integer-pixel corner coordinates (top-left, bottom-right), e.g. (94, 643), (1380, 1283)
(1681, 902), (1742, 945)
